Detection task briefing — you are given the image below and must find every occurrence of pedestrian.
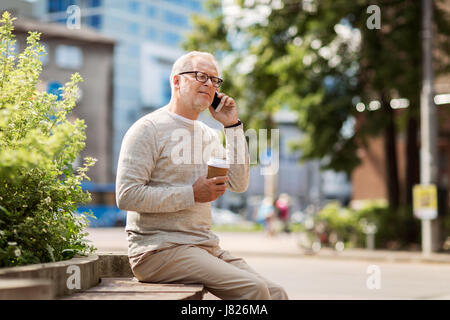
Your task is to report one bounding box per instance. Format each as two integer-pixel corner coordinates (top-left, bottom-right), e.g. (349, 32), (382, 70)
(116, 51), (288, 300)
(275, 193), (291, 233)
(256, 196), (276, 237)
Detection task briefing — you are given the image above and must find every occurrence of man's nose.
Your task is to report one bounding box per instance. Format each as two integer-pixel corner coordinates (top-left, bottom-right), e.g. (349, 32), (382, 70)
(203, 77), (214, 87)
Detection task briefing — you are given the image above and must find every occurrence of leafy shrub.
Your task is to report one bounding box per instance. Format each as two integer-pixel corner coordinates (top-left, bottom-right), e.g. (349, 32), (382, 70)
(0, 12), (96, 267)
(355, 200), (421, 249)
(314, 199), (421, 249)
(353, 200), (392, 248)
(316, 201), (362, 247)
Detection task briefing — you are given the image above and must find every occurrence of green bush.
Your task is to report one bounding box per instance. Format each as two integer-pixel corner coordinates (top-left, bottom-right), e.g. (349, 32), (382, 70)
(353, 200), (392, 248)
(314, 200), (421, 249)
(316, 201), (362, 247)
(0, 12), (97, 267)
(355, 200), (421, 249)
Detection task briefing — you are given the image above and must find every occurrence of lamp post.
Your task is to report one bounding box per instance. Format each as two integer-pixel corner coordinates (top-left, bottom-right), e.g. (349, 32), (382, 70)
(420, 0), (439, 256)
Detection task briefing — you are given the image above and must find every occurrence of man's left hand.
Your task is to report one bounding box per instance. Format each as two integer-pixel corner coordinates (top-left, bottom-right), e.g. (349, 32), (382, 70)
(208, 92), (239, 127)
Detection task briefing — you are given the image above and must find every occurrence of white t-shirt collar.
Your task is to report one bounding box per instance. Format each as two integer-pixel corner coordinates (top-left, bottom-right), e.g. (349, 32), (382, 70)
(166, 107), (197, 125)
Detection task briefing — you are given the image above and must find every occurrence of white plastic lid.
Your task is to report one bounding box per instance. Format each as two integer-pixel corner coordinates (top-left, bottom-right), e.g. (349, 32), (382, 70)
(207, 158), (230, 169)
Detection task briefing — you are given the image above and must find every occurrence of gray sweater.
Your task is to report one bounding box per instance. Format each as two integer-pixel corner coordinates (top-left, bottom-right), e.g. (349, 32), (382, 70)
(116, 106), (250, 257)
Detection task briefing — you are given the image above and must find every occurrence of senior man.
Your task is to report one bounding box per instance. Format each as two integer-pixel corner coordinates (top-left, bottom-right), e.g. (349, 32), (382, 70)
(116, 51), (288, 300)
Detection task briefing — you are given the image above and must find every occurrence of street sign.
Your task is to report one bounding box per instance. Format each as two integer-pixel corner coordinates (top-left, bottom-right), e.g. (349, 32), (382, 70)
(413, 184), (438, 220)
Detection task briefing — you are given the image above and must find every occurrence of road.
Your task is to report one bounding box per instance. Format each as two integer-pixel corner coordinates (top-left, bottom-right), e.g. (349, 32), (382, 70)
(85, 228), (450, 300)
(230, 256), (450, 300)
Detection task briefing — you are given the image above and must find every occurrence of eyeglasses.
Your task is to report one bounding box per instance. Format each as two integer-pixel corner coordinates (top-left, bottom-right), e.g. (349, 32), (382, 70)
(178, 71), (223, 88)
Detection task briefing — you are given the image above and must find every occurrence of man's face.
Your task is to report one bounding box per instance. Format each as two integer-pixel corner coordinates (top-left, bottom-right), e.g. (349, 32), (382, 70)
(176, 57), (219, 113)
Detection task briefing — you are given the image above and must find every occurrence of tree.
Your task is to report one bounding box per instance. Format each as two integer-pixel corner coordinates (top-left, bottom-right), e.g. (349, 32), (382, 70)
(185, 0), (361, 174)
(183, 0), (450, 243)
(347, 1), (449, 244)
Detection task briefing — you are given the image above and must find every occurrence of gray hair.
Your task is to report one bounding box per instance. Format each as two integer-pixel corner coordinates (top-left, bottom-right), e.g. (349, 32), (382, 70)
(170, 51), (220, 91)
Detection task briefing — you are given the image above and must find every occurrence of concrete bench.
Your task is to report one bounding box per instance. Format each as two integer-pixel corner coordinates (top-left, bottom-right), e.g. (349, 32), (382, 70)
(0, 252), (206, 300)
(61, 252), (207, 300)
(0, 255), (99, 299)
(0, 279), (55, 300)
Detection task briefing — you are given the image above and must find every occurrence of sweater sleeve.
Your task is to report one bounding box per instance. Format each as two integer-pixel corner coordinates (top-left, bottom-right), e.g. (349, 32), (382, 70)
(213, 123), (250, 193)
(115, 119), (195, 213)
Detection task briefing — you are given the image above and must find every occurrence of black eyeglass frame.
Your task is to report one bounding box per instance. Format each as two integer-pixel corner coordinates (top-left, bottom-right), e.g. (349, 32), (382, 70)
(178, 71), (223, 88)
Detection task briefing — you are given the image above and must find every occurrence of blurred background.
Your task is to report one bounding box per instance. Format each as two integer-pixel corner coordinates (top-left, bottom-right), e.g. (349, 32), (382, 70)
(1, 0), (449, 256)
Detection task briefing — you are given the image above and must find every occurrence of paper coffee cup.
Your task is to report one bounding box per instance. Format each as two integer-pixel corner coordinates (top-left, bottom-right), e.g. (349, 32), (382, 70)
(207, 158), (230, 184)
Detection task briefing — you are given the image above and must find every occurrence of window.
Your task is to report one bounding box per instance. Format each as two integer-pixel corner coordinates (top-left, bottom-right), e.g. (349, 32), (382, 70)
(48, 0), (77, 13)
(128, 44), (140, 58)
(117, 86), (139, 102)
(146, 4), (157, 18)
(166, 0), (202, 11)
(55, 45), (83, 69)
(162, 32), (181, 46)
(87, 15), (102, 29)
(146, 27), (158, 41)
(120, 64), (138, 80)
(188, 0), (202, 11)
(47, 81), (63, 101)
(127, 109), (137, 122)
(162, 10), (188, 27)
(87, 0), (102, 8)
(128, 23), (140, 34)
(128, 1), (140, 13)
(48, 0), (57, 13)
(48, 0), (62, 13)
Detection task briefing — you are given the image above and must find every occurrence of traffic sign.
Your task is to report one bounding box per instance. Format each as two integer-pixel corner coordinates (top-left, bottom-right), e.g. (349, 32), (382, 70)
(413, 184), (438, 220)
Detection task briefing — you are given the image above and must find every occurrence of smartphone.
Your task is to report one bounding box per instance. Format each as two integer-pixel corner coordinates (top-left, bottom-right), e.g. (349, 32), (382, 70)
(211, 92), (223, 112)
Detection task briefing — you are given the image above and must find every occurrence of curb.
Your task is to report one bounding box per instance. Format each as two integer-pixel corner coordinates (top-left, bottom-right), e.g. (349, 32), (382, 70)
(227, 249), (450, 264)
(0, 255), (99, 298)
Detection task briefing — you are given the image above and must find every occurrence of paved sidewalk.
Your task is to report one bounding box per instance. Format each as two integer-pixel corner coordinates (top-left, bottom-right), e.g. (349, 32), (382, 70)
(86, 228), (450, 264)
(217, 232), (450, 264)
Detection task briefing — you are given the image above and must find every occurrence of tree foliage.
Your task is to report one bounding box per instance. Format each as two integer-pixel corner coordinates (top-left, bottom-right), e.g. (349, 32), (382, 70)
(0, 12), (96, 267)
(183, 0), (450, 201)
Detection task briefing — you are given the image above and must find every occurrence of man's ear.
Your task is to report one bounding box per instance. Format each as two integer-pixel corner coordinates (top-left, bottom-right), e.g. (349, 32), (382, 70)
(173, 75), (180, 89)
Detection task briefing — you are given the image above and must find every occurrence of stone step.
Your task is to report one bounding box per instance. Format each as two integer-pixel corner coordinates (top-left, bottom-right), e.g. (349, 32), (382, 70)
(60, 277), (206, 300)
(0, 279), (55, 300)
(0, 255), (99, 297)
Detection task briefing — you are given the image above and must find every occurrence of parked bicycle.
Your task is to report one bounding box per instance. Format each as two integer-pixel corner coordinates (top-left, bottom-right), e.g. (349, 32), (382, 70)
(296, 214), (345, 254)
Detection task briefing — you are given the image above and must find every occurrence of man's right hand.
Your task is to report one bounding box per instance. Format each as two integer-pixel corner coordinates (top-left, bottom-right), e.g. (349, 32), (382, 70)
(192, 176), (229, 203)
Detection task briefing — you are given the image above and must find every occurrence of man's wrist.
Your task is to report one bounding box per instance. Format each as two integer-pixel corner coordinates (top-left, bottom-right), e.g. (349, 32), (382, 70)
(224, 119), (241, 128)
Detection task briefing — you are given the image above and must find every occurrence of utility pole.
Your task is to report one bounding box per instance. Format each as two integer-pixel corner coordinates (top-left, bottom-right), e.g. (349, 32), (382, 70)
(420, 0), (438, 256)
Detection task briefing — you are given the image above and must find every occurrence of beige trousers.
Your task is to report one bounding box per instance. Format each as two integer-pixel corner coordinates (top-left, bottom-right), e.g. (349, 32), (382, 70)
(129, 244), (289, 300)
